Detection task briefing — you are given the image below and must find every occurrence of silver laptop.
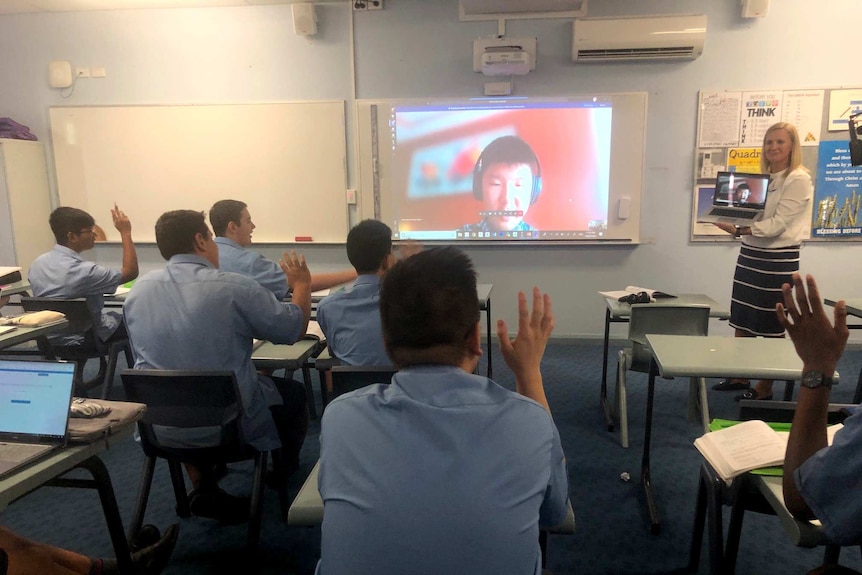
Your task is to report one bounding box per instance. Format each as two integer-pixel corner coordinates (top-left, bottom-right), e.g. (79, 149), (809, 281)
(699, 171), (771, 226)
(0, 359), (75, 478)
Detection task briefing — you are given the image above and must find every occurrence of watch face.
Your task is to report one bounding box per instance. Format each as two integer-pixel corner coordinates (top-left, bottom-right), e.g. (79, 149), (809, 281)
(802, 371), (830, 388)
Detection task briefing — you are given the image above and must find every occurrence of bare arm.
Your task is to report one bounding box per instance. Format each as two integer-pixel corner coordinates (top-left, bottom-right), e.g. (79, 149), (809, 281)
(496, 287), (555, 413)
(309, 269), (357, 292)
(776, 273), (849, 520)
(111, 204), (138, 283)
(279, 251), (312, 335)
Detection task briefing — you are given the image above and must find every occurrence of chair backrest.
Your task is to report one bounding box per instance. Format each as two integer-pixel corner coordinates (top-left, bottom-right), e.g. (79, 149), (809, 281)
(628, 304), (710, 371)
(329, 365), (397, 401)
(120, 369), (244, 452)
(20, 296), (93, 333)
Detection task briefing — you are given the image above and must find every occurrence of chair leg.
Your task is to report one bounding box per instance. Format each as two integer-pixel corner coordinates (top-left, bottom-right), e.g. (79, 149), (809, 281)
(616, 350), (628, 448)
(99, 342), (123, 399)
(724, 481), (748, 575)
(248, 451), (268, 551)
(168, 460), (191, 517)
(129, 456), (157, 542)
(688, 467), (708, 573)
(272, 449), (290, 522)
(301, 364), (317, 420)
(783, 379), (795, 401)
(824, 544), (841, 565)
(698, 377), (710, 433)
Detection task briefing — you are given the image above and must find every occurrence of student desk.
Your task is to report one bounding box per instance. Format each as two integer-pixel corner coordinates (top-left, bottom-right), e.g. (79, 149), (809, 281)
(252, 339), (325, 419)
(288, 460), (575, 566)
(0, 320), (70, 351)
(641, 334), (804, 534)
(825, 297), (862, 403)
(0, 419), (138, 572)
(598, 295), (729, 431)
(0, 279), (31, 297)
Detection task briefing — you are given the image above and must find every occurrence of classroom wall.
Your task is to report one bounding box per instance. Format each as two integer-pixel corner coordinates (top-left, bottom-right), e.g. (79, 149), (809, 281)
(0, 0), (859, 340)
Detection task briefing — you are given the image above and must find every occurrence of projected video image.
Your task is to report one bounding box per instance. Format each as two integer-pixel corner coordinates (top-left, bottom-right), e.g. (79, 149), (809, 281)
(388, 99), (613, 241)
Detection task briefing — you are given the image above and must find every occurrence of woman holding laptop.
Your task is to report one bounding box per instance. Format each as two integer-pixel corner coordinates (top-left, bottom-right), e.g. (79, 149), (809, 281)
(711, 122), (814, 401)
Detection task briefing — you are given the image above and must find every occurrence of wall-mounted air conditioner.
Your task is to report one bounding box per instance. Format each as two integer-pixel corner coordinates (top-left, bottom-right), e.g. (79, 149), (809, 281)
(573, 14), (706, 63)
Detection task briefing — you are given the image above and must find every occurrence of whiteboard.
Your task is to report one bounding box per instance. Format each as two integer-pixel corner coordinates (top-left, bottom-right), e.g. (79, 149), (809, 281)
(50, 102), (348, 243)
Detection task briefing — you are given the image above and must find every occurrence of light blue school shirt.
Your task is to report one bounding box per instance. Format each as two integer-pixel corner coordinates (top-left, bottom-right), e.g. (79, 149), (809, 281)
(215, 236), (288, 300)
(315, 274), (389, 366)
(124, 254), (304, 451)
(796, 408), (862, 545)
(28, 244), (123, 342)
(317, 365), (569, 575)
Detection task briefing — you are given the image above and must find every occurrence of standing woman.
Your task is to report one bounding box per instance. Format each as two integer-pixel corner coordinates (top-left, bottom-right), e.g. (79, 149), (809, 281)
(711, 122), (814, 400)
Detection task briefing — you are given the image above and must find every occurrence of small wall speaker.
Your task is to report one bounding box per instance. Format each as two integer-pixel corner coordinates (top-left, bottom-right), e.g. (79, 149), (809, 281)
(617, 197), (631, 220)
(48, 60), (73, 88)
(292, 3), (318, 36)
(741, 0), (769, 18)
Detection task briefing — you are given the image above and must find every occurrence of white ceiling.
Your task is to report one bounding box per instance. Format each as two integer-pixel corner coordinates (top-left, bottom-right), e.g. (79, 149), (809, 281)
(0, 0), (334, 14)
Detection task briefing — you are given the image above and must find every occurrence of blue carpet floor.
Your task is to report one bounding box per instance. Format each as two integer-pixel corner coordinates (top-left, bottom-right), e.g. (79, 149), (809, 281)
(2, 340), (861, 574)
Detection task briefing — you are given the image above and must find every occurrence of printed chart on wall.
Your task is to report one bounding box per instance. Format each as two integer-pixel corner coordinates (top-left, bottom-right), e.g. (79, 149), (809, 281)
(693, 88), (862, 241)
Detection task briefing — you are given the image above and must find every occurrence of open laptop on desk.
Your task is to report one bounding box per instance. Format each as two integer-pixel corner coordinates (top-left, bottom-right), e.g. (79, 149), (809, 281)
(0, 359), (75, 478)
(698, 171), (771, 225)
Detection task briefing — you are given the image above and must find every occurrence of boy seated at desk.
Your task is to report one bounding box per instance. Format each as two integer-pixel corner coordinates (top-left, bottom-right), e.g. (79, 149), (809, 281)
(317, 247), (569, 575)
(28, 205), (138, 344)
(209, 199), (356, 298)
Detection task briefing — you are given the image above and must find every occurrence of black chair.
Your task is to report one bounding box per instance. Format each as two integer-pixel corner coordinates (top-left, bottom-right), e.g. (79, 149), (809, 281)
(20, 296), (132, 398)
(689, 401), (859, 574)
(120, 369), (290, 551)
(328, 365), (398, 402)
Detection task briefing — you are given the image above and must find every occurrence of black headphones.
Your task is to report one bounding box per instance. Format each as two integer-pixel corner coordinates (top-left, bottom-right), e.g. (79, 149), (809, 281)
(619, 292), (651, 305)
(472, 135), (543, 206)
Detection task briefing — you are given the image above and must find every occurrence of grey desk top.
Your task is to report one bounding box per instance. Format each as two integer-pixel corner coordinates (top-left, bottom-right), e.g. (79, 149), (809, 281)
(604, 294), (729, 320)
(0, 280), (31, 296)
(288, 459), (575, 534)
(645, 334), (805, 380)
(251, 338), (322, 370)
(824, 298), (862, 318)
(753, 475), (828, 547)
(0, 320), (70, 350)
(0, 418), (135, 511)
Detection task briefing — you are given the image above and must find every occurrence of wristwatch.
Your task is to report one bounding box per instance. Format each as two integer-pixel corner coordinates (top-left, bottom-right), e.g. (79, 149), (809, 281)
(801, 370), (835, 389)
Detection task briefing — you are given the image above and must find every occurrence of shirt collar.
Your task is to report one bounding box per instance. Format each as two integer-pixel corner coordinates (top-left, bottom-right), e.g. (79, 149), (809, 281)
(214, 236), (243, 249)
(354, 274), (381, 286)
(168, 254), (216, 268)
(53, 244), (83, 260)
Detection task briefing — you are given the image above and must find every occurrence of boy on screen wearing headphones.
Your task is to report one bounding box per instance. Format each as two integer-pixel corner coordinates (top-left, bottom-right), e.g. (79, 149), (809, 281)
(461, 135), (542, 235)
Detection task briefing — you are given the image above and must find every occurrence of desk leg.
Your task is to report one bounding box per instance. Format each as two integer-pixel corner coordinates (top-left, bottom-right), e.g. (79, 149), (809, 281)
(642, 359), (660, 534)
(600, 308), (614, 431)
(855, 366), (862, 404)
(302, 364), (317, 420)
(50, 457), (134, 573)
(486, 298), (492, 379)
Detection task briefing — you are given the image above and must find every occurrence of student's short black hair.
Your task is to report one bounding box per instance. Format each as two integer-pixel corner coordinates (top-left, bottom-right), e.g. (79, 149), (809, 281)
(155, 210), (210, 261)
(380, 246), (480, 368)
(735, 183), (751, 192)
(209, 199), (247, 237)
(346, 220), (392, 274)
(49, 207), (95, 245)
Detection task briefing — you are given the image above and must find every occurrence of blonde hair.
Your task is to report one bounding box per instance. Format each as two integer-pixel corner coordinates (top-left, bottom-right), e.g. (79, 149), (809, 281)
(760, 122), (806, 175)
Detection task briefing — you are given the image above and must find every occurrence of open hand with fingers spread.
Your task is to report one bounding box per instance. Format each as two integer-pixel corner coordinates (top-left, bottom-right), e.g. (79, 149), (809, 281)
(776, 273), (849, 375)
(278, 251), (311, 289)
(497, 287), (554, 390)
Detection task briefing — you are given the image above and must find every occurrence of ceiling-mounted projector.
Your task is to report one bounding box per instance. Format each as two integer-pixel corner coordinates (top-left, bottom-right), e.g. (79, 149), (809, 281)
(481, 46), (531, 76)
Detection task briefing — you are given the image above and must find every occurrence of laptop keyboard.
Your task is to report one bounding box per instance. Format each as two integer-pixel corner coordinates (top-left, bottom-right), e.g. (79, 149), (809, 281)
(710, 208), (757, 219)
(0, 442), (49, 460)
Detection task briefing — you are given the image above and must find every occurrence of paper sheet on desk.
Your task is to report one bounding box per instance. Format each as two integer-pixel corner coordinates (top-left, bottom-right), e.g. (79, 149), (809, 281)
(312, 289), (330, 298)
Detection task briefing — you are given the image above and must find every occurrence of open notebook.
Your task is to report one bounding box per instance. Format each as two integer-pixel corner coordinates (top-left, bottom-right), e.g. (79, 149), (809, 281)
(0, 360), (75, 477)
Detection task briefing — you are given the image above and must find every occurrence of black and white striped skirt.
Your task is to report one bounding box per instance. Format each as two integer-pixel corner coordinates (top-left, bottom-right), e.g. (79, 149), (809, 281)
(729, 244), (800, 336)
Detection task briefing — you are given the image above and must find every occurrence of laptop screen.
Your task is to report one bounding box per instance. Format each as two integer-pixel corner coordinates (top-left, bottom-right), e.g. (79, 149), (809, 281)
(713, 172), (770, 209)
(0, 360), (74, 441)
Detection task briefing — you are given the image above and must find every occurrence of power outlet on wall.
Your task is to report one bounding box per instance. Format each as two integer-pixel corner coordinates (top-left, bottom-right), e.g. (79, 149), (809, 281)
(353, 0), (382, 10)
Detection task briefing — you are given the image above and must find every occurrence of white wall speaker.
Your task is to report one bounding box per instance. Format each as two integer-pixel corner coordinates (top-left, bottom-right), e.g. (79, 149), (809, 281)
(617, 197), (631, 220)
(292, 4), (318, 36)
(741, 0), (769, 18)
(48, 60), (73, 88)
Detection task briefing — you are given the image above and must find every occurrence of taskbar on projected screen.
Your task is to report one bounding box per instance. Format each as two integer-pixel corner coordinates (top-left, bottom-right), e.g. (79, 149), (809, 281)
(395, 230), (606, 241)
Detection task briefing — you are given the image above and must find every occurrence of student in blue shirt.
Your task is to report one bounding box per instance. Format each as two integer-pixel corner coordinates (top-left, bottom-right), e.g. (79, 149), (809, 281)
(316, 219), (395, 366)
(29, 205), (138, 342)
(778, 273), (862, 550)
(125, 210), (312, 524)
(318, 247), (568, 575)
(208, 199), (356, 298)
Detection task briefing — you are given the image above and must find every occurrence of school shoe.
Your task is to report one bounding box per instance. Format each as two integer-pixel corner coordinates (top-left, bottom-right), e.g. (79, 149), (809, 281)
(735, 388), (773, 402)
(712, 379), (750, 391)
(132, 523), (180, 575)
(188, 486), (250, 525)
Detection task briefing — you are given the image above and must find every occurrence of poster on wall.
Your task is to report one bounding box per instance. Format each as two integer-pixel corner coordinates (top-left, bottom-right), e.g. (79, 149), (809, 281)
(827, 89), (862, 132)
(740, 91), (783, 146)
(812, 140), (862, 238)
(726, 147), (761, 172)
(698, 91), (742, 148)
(781, 90), (825, 146)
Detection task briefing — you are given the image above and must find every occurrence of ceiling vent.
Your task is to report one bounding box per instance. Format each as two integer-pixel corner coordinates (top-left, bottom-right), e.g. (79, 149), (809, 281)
(573, 14), (706, 62)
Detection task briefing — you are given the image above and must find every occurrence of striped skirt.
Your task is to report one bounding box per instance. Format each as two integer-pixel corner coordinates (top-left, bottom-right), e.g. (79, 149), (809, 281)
(729, 244), (800, 336)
